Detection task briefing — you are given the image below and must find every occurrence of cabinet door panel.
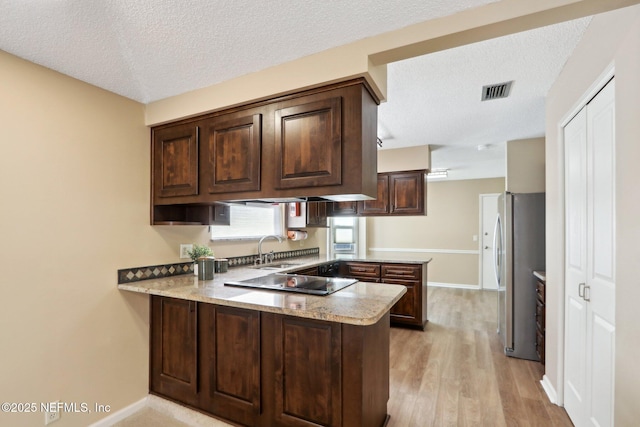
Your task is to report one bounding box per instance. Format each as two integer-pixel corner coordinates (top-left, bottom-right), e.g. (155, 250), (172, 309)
(207, 305), (261, 424)
(153, 124), (199, 199)
(275, 97), (342, 189)
(206, 113), (261, 193)
(358, 175), (389, 215)
(381, 279), (418, 321)
(274, 316), (341, 427)
(390, 172), (425, 215)
(150, 296), (198, 406)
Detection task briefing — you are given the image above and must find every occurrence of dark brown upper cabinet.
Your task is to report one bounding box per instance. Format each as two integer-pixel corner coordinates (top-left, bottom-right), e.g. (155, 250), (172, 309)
(358, 174), (390, 215)
(150, 79), (379, 225)
(275, 96), (342, 189)
(389, 170), (426, 215)
(328, 170), (428, 217)
(327, 201), (359, 217)
(152, 123), (199, 201)
(204, 111), (262, 194)
(306, 201), (328, 227)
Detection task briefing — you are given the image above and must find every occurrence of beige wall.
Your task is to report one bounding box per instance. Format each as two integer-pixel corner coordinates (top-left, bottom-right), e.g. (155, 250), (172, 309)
(506, 137), (545, 193)
(0, 51), (322, 427)
(545, 5), (640, 423)
(367, 178), (504, 286)
(377, 145), (431, 173)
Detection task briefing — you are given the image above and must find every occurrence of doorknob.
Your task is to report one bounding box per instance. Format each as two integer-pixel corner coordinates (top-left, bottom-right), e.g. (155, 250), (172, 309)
(578, 283), (585, 299)
(485, 246), (490, 249)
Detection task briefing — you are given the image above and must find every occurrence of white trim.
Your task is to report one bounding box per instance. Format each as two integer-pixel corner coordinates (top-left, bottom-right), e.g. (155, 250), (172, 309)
(428, 281), (479, 290)
(368, 247), (479, 255)
(541, 375), (559, 405)
(87, 396), (148, 427)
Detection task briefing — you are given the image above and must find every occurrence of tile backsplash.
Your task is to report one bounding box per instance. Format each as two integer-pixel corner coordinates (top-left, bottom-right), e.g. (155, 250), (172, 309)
(117, 247), (320, 284)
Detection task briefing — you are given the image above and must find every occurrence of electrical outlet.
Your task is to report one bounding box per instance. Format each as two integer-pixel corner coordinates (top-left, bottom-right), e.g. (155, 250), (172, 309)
(180, 244), (193, 259)
(44, 402), (60, 425)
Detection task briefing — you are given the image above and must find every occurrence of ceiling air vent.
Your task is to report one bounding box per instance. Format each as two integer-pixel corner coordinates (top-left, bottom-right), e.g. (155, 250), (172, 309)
(481, 81), (513, 101)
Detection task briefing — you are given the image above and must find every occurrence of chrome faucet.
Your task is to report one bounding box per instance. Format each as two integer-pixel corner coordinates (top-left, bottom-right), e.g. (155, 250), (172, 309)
(257, 235), (283, 264)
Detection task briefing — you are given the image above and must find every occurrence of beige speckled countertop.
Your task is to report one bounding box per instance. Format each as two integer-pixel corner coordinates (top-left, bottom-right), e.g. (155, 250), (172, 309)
(533, 270), (546, 282)
(118, 255), (425, 326)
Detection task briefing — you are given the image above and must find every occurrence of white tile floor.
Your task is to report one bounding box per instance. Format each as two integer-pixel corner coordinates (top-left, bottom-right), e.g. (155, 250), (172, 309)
(111, 396), (232, 427)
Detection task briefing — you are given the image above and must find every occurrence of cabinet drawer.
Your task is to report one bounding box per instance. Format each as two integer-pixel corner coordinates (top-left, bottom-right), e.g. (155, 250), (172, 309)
(381, 264), (421, 280)
(536, 280), (546, 304)
(341, 262), (380, 279)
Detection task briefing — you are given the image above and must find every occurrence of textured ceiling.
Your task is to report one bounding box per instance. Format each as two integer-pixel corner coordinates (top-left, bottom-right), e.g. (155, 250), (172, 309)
(378, 17), (591, 180)
(0, 0), (590, 180)
(0, 0), (497, 103)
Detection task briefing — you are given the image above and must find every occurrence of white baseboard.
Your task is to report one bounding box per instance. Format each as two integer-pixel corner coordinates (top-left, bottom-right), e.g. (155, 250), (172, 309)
(428, 281), (480, 290)
(88, 396), (148, 427)
(541, 375), (558, 405)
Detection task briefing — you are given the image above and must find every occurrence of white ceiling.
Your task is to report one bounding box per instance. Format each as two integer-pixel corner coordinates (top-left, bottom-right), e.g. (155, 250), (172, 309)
(0, 0), (591, 180)
(379, 17), (591, 180)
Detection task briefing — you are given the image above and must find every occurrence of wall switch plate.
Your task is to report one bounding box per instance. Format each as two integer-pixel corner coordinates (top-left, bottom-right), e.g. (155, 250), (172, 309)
(44, 402), (60, 425)
(180, 244), (193, 259)
(473, 235), (478, 242)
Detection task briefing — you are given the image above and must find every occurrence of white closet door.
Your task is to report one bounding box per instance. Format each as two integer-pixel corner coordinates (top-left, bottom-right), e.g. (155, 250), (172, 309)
(564, 106), (588, 427)
(585, 78), (615, 427)
(564, 78), (616, 427)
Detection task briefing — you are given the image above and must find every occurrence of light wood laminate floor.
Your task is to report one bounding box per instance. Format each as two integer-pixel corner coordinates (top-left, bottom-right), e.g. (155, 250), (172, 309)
(387, 287), (573, 427)
(113, 287), (572, 426)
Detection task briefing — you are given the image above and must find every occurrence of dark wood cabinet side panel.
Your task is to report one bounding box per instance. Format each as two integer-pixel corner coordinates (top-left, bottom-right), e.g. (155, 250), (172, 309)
(342, 313), (390, 427)
(150, 296), (199, 406)
(153, 124), (199, 199)
(275, 97), (342, 189)
(206, 113), (261, 194)
(274, 316), (342, 427)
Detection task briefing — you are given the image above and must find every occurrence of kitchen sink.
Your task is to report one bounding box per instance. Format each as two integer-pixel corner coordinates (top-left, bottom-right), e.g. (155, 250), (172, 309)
(253, 262), (302, 270)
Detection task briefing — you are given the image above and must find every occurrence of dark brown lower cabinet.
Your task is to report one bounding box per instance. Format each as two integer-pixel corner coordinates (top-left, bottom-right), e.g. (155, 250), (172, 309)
(200, 304), (261, 426)
(380, 263), (428, 330)
(269, 315), (342, 427)
(150, 296), (390, 427)
(150, 296), (199, 407)
(339, 261), (428, 329)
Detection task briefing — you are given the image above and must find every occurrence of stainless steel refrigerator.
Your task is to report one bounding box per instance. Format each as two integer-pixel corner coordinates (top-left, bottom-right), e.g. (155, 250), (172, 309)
(494, 192), (545, 361)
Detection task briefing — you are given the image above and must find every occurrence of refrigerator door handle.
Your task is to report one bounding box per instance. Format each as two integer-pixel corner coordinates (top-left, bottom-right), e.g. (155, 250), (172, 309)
(493, 214), (501, 286)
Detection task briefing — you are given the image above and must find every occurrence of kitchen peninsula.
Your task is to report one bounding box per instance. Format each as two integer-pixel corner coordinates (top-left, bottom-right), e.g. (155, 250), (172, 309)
(119, 257), (408, 427)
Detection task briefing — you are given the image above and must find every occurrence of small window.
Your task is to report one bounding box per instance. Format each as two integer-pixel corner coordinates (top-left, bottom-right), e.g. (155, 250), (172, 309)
(210, 203), (284, 241)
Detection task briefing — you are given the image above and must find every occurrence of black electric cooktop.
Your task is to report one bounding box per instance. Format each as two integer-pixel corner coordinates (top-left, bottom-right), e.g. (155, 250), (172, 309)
(224, 273), (357, 296)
